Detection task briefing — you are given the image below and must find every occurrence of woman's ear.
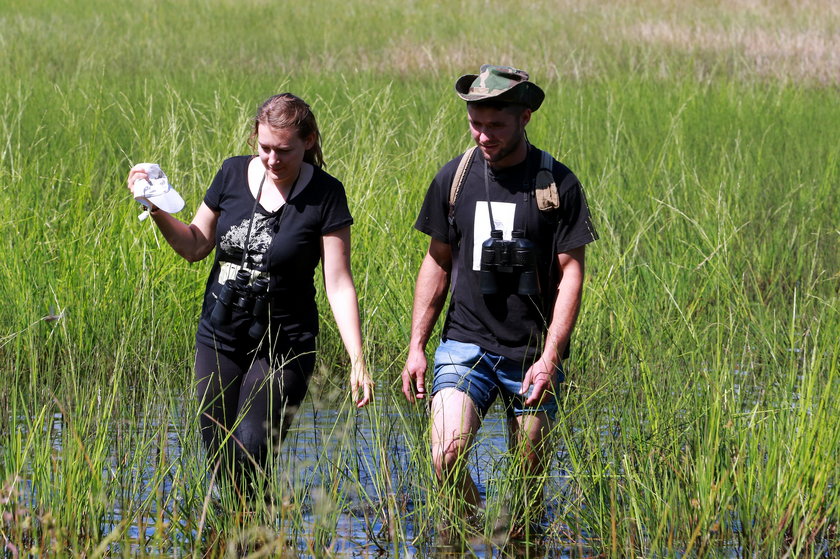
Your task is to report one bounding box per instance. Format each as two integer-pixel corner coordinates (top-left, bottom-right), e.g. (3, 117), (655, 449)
(304, 132), (317, 151)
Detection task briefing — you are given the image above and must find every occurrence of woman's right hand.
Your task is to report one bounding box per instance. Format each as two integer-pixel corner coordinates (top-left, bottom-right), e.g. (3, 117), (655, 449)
(126, 165), (149, 197)
(124, 164), (218, 262)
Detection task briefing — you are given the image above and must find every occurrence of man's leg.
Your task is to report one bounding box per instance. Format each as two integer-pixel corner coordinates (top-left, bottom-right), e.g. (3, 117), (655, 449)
(495, 352), (561, 536)
(508, 411), (552, 476)
(430, 387), (483, 510)
(507, 411), (552, 537)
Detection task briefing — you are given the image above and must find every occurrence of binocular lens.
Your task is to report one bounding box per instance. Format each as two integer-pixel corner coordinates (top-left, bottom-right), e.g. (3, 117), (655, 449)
(210, 270), (271, 336)
(479, 231), (539, 296)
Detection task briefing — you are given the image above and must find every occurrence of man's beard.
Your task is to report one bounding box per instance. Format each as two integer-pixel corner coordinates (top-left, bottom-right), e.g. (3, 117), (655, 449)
(481, 132), (524, 165)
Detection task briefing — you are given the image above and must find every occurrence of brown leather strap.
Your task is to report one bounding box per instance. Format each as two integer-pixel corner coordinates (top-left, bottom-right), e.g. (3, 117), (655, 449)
(448, 146), (478, 223)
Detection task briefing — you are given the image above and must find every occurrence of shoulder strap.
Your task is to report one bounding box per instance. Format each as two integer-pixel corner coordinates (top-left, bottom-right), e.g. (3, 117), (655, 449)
(450, 147), (562, 216)
(534, 149), (560, 211)
(448, 146), (477, 224)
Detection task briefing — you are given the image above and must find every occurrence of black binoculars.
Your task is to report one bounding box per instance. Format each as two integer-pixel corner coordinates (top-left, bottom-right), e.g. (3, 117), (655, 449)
(210, 269), (270, 339)
(479, 229), (539, 296)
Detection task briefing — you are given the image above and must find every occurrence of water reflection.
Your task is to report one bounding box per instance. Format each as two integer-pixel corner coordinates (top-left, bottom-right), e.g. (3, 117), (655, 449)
(272, 400), (579, 557)
(23, 399), (583, 558)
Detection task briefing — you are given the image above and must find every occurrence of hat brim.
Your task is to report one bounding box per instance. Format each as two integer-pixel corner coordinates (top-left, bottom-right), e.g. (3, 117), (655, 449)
(455, 76), (545, 111)
(454, 73), (480, 98)
(135, 178), (185, 213)
(147, 189), (185, 213)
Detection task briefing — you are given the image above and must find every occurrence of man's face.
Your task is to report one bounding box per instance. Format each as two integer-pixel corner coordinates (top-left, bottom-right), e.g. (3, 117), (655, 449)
(467, 104), (531, 168)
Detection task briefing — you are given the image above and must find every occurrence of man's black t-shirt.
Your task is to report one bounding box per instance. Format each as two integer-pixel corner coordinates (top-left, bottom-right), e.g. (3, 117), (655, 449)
(195, 155), (353, 352)
(415, 145), (598, 364)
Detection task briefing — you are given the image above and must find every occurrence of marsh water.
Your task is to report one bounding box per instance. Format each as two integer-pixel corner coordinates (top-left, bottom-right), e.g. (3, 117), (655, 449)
(15, 375), (832, 558)
(33, 399), (580, 557)
(21, 359), (827, 558)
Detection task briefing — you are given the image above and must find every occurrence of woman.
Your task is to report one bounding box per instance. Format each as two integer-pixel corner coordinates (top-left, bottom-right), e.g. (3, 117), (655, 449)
(127, 93), (373, 492)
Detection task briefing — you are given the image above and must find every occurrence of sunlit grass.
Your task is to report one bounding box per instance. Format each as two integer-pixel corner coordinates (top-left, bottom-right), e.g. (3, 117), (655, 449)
(1, 0), (838, 557)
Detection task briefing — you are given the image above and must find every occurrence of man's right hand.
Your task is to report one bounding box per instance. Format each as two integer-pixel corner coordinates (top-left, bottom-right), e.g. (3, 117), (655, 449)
(402, 239), (452, 404)
(401, 349), (427, 402)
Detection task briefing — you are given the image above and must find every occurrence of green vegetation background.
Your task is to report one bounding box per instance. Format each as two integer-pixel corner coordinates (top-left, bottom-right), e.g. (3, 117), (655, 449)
(1, 0), (837, 556)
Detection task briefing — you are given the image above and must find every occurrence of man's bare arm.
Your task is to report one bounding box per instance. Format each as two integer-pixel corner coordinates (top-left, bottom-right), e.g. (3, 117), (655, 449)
(401, 239), (452, 402)
(522, 245), (585, 405)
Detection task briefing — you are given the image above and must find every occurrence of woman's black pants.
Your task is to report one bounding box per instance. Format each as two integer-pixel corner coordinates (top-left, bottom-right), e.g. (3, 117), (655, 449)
(194, 338), (316, 492)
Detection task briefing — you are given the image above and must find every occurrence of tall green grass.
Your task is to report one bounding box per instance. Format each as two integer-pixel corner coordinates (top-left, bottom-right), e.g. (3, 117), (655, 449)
(1, 0), (838, 556)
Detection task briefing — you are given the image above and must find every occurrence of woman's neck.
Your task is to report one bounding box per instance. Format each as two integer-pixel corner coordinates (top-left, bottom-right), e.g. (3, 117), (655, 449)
(267, 173), (297, 196)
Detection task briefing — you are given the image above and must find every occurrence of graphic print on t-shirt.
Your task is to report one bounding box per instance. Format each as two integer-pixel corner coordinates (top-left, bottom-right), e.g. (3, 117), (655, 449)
(472, 201), (517, 271)
(219, 214), (273, 266)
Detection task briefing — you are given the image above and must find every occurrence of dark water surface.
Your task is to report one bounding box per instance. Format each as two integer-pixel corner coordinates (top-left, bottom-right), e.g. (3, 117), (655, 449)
(100, 398), (581, 557)
(12, 393), (784, 557)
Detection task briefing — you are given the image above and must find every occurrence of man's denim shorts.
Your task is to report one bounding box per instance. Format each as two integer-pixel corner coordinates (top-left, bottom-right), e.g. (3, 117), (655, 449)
(431, 338), (560, 420)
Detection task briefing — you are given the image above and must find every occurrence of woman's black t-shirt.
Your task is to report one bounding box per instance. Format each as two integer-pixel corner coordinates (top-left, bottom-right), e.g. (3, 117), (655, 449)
(195, 155), (353, 352)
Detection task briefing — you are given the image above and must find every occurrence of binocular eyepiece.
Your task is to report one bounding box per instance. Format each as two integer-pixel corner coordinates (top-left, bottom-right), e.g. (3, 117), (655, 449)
(210, 269), (270, 339)
(479, 229), (539, 296)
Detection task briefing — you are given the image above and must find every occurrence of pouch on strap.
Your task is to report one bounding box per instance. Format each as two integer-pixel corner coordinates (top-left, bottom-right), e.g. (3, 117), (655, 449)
(534, 150), (560, 211)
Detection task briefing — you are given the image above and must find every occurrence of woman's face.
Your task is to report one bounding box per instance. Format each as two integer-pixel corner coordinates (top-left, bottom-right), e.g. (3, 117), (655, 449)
(256, 123), (314, 185)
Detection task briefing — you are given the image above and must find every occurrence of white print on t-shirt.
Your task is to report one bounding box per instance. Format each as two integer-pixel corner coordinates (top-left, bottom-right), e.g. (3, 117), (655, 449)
(220, 214), (273, 266)
(472, 201), (517, 271)
(217, 262), (269, 285)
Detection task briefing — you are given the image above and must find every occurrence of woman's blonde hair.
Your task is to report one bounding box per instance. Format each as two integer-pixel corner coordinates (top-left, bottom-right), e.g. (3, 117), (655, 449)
(248, 93), (324, 168)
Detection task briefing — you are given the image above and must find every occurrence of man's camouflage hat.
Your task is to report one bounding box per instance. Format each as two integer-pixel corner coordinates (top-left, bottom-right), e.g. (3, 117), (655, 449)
(455, 64), (545, 111)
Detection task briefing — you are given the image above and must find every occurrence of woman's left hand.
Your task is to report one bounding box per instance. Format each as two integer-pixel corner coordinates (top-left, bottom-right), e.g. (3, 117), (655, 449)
(351, 362), (374, 408)
(321, 228), (372, 408)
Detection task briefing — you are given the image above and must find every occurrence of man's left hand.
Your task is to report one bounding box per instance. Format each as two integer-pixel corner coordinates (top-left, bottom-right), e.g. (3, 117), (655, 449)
(521, 357), (559, 406)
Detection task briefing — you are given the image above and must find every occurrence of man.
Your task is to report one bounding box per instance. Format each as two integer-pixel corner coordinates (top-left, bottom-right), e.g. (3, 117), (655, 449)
(401, 64), (598, 535)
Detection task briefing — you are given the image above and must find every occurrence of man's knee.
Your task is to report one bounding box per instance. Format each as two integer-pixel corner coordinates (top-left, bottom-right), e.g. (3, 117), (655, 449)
(431, 435), (471, 479)
(430, 388), (479, 478)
